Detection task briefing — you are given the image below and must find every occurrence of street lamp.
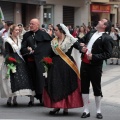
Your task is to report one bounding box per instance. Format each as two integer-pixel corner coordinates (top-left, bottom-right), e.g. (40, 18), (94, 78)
(113, 4), (119, 27)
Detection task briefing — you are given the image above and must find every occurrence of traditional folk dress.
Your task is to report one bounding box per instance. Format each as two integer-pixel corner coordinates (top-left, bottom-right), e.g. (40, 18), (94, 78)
(0, 37), (35, 98)
(43, 36), (83, 108)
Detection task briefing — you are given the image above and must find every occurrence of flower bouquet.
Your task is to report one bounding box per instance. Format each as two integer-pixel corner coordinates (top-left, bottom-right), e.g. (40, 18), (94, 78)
(4, 56), (19, 78)
(41, 57), (53, 78)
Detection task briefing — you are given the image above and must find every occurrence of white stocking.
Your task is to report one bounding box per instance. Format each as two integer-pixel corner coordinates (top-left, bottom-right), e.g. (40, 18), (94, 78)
(82, 94), (89, 114)
(95, 96), (102, 113)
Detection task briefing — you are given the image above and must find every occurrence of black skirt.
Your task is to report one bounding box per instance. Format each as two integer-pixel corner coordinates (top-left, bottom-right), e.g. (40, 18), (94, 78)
(10, 53), (34, 94)
(45, 54), (78, 102)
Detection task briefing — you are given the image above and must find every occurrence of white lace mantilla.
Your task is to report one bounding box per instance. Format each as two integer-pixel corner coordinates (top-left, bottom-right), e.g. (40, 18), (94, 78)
(51, 36), (78, 55)
(5, 37), (24, 61)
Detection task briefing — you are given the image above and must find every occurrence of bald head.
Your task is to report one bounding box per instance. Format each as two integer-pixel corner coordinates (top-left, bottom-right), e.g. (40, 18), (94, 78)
(29, 18), (40, 32)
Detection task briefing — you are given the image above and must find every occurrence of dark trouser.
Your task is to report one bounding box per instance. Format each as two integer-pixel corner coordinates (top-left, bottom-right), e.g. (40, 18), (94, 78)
(27, 61), (36, 90)
(80, 62), (103, 97)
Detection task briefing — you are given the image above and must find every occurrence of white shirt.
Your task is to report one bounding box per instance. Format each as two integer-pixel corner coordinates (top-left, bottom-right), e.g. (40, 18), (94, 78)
(86, 31), (104, 54)
(2, 32), (9, 40)
(0, 28), (5, 36)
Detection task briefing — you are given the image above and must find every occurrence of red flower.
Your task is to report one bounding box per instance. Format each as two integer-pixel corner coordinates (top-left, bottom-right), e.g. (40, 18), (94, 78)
(41, 57), (53, 72)
(8, 57), (17, 63)
(5, 56), (19, 65)
(43, 57), (52, 64)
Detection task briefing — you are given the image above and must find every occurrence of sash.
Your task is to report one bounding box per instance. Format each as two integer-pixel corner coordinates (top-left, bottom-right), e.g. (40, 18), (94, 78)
(55, 47), (80, 79)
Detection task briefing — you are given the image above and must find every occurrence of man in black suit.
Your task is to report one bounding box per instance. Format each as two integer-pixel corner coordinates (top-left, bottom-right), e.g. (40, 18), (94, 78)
(79, 19), (113, 119)
(20, 18), (52, 106)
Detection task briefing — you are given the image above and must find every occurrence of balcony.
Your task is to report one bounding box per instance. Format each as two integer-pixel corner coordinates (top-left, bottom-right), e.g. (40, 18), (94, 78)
(0, 0), (46, 5)
(91, 0), (109, 3)
(110, 0), (120, 1)
(91, 0), (120, 4)
(109, 0), (120, 4)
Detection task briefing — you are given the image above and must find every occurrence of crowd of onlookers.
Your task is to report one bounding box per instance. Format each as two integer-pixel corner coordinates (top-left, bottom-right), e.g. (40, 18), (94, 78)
(109, 25), (120, 65)
(41, 23), (94, 39)
(1, 20), (120, 65)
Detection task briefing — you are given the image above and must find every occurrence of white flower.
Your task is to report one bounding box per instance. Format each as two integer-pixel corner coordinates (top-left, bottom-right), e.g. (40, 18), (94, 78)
(11, 66), (16, 73)
(43, 72), (47, 78)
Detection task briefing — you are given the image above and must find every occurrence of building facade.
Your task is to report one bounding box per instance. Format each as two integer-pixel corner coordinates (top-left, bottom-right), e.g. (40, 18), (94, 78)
(90, 0), (120, 27)
(0, 0), (89, 28)
(0, 0), (120, 28)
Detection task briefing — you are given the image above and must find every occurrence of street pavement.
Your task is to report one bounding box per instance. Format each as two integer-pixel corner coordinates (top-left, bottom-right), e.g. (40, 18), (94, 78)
(0, 56), (120, 120)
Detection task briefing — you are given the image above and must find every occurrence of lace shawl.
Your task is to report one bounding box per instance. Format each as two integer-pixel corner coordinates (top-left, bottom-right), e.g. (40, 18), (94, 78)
(51, 36), (78, 55)
(5, 37), (24, 60)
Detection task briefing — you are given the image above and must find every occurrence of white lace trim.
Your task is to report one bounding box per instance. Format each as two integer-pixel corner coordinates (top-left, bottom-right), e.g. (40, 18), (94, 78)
(51, 36), (78, 55)
(5, 37), (21, 53)
(10, 89), (35, 97)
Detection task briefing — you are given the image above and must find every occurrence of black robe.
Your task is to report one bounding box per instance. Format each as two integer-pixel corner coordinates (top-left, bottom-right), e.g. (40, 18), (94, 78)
(20, 29), (52, 99)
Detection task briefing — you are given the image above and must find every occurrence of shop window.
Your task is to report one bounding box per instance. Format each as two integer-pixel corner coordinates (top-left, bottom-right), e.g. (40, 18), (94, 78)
(43, 5), (54, 28)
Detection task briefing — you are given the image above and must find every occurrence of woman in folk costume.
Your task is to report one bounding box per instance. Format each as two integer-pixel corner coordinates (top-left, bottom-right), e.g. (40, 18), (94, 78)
(43, 23), (83, 115)
(0, 24), (35, 106)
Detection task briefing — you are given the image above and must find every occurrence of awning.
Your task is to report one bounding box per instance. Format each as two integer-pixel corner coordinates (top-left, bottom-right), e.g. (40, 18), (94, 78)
(91, 4), (111, 13)
(0, 0), (46, 5)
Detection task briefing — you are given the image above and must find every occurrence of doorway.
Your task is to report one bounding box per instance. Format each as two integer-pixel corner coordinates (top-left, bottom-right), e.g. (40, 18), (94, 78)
(91, 13), (100, 27)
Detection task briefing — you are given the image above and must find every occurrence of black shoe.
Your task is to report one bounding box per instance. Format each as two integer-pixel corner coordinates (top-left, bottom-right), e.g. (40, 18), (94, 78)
(49, 108), (60, 115)
(63, 111), (68, 115)
(39, 97), (43, 104)
(39, 102), (44, 106)
(7, 102), (11, 106)
(28, 101), (34, 107)
(81, 112), (90, 118)
(96, 113), (103, 119)
(13, 102), (18, 106)
(38, 98), (44, 106)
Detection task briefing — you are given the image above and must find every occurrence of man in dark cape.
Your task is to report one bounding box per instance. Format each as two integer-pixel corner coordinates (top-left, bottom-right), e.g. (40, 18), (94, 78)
(20, 18), (52, 106)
